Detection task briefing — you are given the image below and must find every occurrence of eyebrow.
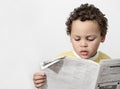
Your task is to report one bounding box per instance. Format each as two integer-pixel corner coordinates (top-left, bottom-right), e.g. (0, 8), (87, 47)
(72, 33), (97, 37)
(87, 34), (97, 37)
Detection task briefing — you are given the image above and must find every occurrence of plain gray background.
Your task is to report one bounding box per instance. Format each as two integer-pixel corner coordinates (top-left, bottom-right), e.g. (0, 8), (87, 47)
(0, 0), (120, 89)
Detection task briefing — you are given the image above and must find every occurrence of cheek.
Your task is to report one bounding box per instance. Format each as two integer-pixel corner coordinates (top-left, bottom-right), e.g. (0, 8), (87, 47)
(89, 42), (100, 51)
(71, 40), (79, 49)
(71, 42), (78, 48)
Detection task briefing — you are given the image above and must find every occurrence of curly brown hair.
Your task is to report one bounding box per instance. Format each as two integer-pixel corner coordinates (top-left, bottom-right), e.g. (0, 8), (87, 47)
(65, 3), (108, 36)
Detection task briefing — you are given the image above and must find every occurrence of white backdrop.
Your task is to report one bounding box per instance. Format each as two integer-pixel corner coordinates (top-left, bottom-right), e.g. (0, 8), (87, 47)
(0, 0), (120, 89)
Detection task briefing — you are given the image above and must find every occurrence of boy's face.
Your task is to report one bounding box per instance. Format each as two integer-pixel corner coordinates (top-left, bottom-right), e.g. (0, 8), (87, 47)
(70, 20), (105, 59)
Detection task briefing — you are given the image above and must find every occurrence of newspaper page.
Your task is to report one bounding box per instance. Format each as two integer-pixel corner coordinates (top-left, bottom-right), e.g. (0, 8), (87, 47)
(40, 56), (99, 89)
(95, 59), (120, 89)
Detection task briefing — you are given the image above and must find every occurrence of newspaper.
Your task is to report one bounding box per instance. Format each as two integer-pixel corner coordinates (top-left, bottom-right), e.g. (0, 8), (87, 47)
(95, 59), (120, 89)
(40, 57), (120, 89)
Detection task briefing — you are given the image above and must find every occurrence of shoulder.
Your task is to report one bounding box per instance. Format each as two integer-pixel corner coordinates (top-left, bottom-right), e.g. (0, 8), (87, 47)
(55, 51), (76, 58)
(99, 51), (111, 59)
(94, 51), (111, 63)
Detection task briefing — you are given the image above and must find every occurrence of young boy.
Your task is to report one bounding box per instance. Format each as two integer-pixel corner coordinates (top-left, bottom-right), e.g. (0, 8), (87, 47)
(33, 3), (111, 88)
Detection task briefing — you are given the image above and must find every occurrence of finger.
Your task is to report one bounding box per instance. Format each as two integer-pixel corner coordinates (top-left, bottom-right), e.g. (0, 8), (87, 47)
(33, 75), (46, 81)
(35, 82), (45, 88)
(33, 72), (46, 80)
(34, 79), (46, 84)
(40, 72), (46, 76)
(34, 72), (46, 77)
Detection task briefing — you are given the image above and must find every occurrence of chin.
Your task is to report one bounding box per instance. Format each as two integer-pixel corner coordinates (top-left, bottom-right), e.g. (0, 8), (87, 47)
(81, 56), (90, 59)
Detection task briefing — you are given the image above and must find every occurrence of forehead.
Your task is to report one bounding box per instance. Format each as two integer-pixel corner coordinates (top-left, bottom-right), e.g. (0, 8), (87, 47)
(71, 20), (100, 35)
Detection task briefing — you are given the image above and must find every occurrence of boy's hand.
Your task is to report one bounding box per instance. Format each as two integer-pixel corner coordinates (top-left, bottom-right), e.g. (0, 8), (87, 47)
(33, 72), (46, 88)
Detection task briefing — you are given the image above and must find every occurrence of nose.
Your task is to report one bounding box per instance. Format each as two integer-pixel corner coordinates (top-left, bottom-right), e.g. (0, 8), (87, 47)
(79, 40), (88, 47)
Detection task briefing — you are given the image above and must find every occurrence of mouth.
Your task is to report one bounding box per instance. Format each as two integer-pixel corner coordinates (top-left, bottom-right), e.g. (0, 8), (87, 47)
(80, 51), (88, 56)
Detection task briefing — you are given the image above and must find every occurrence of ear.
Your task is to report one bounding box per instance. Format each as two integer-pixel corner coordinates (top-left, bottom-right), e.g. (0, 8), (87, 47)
(101, 36), (106, 42)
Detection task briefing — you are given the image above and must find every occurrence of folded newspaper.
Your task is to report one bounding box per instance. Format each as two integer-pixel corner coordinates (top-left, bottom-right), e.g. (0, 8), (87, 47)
(40, 56), (120, 89)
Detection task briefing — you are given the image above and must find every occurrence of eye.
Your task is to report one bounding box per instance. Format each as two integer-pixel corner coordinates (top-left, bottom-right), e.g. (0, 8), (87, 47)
(87, 37), (95, 41)
(88, 39), (94, 41)
(74, 38), (80, 41)
(74, 37), (80, 41)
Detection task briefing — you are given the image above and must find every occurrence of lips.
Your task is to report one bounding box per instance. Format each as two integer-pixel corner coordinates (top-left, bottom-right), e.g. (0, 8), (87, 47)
(80, 51), (88, 55)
